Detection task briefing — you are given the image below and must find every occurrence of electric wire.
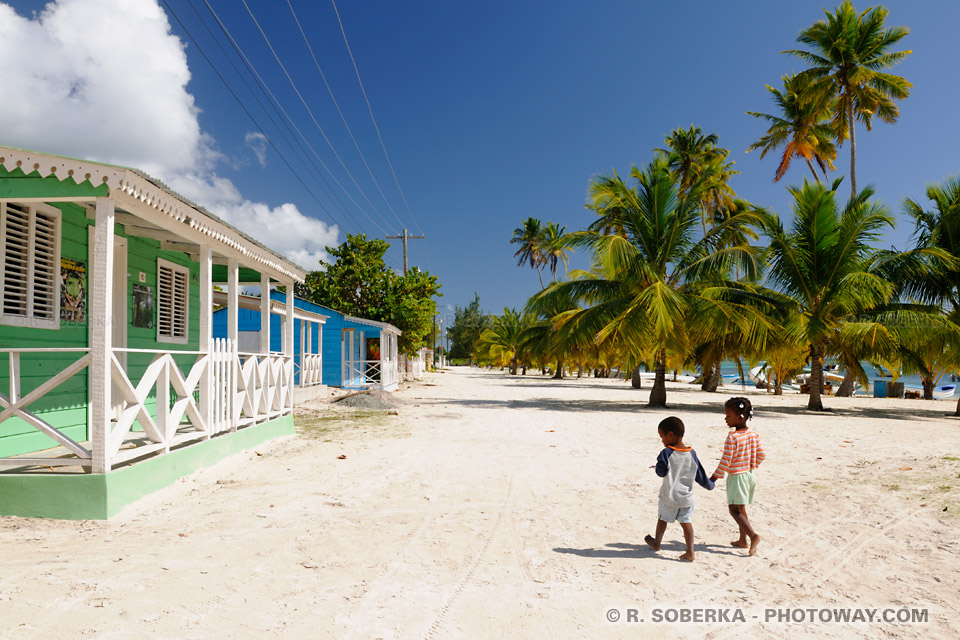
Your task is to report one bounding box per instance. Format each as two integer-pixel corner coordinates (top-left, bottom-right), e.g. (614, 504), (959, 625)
(329, 0), (423, 237)
(240, 0), (398, 236)
(181, 0), (358, 230)
(201, 0), (391, 237)
(328, 0), (434, 275)
(160, 0), (356, 236)
(286, 0), (408, 233)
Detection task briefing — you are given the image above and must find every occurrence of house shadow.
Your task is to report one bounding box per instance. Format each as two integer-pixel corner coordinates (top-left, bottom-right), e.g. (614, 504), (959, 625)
(553, 541), (740, 561)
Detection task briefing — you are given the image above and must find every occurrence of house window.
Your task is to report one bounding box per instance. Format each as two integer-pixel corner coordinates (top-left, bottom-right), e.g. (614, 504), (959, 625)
(157, 258), (189, 343)
(0, 201), (61, 330)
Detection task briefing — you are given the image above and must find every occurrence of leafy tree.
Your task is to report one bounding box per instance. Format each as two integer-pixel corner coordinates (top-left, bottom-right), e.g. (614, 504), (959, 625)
(747, 73), (837, 183)
(511, 217), (546, 288)
(475, 308), (528, 374)
(657, 125), (738, 231)
(541, 222), (571, 283)
(530, 156), (765, 406)
(295, 233), (441, 356)
(785, 0), (911, 198)
(447, 294), (491, 361)
(759, 179), (914, 410)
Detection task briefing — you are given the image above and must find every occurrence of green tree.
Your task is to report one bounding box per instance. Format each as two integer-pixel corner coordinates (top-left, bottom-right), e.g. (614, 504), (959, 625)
(760, 179), (905, 410)
(657, 125), (738, 230)
(511, 217), (546, 288)
(785, 0), (911, 198)
(530, 156), (764, 406)
(747, 73), (837, 183)
(447, 294), (491, 361)
(899, 176), (960, 410)
(541, 222), (571, 283)
(475, 308), (527, 374)
(296, 233), (441, 356)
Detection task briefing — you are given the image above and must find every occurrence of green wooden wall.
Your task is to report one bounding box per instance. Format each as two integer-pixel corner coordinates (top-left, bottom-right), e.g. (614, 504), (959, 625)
(0, 169), (201, 458)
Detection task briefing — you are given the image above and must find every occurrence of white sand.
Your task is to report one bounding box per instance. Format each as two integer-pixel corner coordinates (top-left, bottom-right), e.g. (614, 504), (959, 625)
(1, 367), (959, 639)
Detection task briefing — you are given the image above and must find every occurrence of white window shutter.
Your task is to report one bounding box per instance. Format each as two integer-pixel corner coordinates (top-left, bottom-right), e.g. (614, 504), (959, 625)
(157, 258), (189, 343)
(0, 201), (61, 329)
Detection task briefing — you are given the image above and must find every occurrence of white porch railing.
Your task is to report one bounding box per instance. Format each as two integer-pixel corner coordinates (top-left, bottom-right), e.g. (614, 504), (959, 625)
(343, 359), (399, 389)
(296, 353), (323, 388)
(0, 348), (93, 468)
(0, 341), (294, 471)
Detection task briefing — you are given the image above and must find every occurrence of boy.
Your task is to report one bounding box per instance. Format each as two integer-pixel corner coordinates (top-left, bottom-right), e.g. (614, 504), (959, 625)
(644, 416), (715, 562)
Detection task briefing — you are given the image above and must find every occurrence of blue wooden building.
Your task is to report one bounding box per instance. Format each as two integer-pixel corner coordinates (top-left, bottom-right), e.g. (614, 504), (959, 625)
(213, 291), (400, 393)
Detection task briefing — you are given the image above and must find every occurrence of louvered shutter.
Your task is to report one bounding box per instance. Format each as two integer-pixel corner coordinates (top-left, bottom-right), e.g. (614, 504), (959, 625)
(1, 201), (60, 329)
(157, 259), (189, 342)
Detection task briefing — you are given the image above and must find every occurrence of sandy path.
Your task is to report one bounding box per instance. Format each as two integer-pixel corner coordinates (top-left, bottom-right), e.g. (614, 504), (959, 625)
(1, 367), (959, 639)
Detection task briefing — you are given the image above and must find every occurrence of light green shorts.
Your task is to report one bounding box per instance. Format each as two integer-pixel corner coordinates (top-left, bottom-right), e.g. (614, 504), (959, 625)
(726, 471), (756, 505)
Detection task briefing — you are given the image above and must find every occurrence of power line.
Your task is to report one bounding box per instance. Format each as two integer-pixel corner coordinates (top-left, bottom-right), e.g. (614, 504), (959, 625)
(201, 0), (391, 236)
(181, 0), (359, 230)
(161, 0), (355, 234)
(329, 0), (425, 239)
(286, 0), (409, 234)
(241, 0), (398, 236)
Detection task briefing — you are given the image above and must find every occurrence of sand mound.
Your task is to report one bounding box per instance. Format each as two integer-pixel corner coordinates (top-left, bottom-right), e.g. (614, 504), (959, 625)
(332, 389), (400, 410)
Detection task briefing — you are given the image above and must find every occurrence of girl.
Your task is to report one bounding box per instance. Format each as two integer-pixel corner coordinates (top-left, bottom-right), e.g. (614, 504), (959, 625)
(710, 397), (765, 555)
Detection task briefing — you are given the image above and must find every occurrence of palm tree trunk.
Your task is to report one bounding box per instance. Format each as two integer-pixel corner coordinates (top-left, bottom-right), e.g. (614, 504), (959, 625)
(848, 100), (857, 198)
(922, 377), (934, 400)
(552, 359), (563, 380)
(808, 344), (824, 411)
(701, 361), (721, 392)
(806, 159), (821, 184)
(510, 356), (518, 376)
(955, 393), (960, 416)
(836, 368), (855, 397)
(649, 348), (667, 407)
(631, 365), (643, 389)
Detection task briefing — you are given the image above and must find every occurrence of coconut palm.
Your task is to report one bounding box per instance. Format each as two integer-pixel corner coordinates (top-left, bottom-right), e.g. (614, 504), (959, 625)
(760, 179), (910, 410)
(529, 156), (765, 407)
(784, 0), (911, 198)
(657, 126), (738, 231)
(541, 222), (571, 283)
(511, 217), (546, 287)
(747, 73), (837, 183)
(475, 308), (527, 374)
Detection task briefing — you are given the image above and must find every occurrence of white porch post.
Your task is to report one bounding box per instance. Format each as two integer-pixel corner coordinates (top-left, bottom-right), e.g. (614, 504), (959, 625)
(285, 283), (295, 410)
(90, 197), (115, 473)
(285, 285), (294, 357)
(198, 245), (213, 433)
(260, 274), (271, 354)
(228, 258), (239, 431)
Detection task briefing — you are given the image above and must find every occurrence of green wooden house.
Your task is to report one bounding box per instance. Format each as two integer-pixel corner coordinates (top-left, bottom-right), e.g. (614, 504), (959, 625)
(0, 145), (306, 519)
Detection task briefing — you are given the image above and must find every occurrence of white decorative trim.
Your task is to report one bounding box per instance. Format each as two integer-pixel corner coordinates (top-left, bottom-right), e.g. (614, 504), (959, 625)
(0, 146), (305, 283)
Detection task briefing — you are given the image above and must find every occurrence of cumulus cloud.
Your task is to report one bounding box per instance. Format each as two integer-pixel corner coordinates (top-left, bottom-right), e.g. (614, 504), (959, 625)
(0, 0), (337, 271)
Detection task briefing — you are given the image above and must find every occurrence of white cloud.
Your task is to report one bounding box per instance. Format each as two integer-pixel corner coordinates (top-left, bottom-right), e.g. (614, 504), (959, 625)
(0, 0), (337, 271)
(245, 132), (269, 168)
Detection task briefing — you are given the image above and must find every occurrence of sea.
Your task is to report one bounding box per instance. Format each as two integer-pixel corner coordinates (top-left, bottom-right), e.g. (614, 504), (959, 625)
(717, 360), (960, 399)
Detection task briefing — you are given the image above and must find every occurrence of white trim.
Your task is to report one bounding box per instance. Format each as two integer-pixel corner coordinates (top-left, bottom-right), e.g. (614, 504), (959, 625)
(156, 257), (189, 344)
(0, 200), (61, 330)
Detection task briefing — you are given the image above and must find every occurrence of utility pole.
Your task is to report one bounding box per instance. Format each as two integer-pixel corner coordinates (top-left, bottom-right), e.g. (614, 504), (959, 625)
(386, 228), (424, 274)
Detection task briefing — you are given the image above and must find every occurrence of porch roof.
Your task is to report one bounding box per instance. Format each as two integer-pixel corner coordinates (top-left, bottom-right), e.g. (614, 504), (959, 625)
(0, 145), (306, 283)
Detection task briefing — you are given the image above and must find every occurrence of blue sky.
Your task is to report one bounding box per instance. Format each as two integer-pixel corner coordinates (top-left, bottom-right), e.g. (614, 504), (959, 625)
(2, 0), (959, 328)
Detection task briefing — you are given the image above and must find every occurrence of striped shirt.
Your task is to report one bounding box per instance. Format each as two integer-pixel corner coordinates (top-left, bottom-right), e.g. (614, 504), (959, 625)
(713, 428), (765, 478)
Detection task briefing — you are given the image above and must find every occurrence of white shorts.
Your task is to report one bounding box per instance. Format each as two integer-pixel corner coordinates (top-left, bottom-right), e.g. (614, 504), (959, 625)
(658, 501), (694, 524)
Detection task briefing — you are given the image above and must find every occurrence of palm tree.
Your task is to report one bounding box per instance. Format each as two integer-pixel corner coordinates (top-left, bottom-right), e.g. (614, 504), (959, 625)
(475, 308), (527, 374)
(761, 179), (907, 410)
(656, 126), (738, 231)
(511, 217), (546, 287)
(899, 176), (960, 411)
(784, 0), (912, 198)
(530, 156), (764, 406)
(747, 73), (837, 183)
(541, 222), (571, 283)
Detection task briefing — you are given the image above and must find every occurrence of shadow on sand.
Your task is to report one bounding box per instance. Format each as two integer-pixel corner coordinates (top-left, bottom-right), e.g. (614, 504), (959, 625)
(553, 541), (741, 561)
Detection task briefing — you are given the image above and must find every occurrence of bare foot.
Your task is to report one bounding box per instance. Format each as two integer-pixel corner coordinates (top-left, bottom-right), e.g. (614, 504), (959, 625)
(731, 539), (748, 548)
(644, 535), (660, 551)
(679, 551), (695, 562)
(748, 535), (761, 556)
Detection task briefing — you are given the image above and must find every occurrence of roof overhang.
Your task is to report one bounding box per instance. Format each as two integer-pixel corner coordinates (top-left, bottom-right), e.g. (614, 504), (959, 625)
(213, 291), (328, 323)
(0, 146), (306, 283)
(344, 314), (402, 335)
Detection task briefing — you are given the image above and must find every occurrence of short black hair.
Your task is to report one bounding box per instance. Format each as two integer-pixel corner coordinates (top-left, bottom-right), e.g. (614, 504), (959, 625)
(658, 416), (685, 437)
